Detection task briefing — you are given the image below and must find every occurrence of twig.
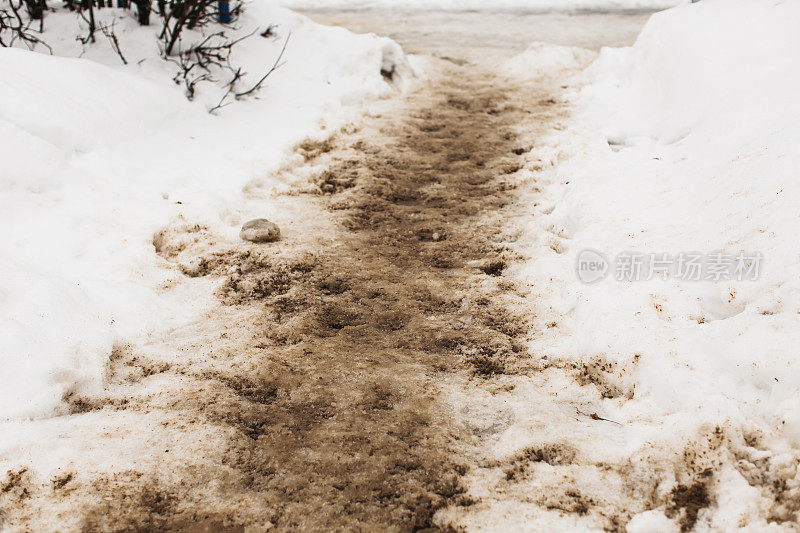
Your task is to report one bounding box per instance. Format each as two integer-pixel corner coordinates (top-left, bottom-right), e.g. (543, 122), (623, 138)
(100, 18), (127, 64)
(209, 65), (243, 113)
(576, 408), (623, 426)
(234, 30), (288, 98)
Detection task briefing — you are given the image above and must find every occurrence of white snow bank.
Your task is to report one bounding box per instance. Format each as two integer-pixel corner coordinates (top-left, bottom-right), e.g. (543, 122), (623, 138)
(584, 0), (800, 146)
(0, 3), (408, 420)
(512, 0), (800, 526)
(276, 0), (685, 12)
(0, 48), (185, 153)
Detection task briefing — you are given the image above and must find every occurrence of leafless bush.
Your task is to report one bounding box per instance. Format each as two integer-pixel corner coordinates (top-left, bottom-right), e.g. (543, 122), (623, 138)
(168, 29), (244, 99)
(159, 0), (241, 56)
(1, 0), (287, 112)
(210, 31), (288, 112)
(168, 27), (289, 112)
(0, 0), (51, 50)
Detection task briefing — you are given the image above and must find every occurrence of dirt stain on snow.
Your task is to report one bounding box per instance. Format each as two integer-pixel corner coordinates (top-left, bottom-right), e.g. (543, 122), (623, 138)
(4, 53), (799, 533)
(0, 61), (560, 531)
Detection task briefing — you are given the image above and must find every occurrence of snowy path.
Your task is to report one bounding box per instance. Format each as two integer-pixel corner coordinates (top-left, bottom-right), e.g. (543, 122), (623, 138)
(0, 12), (662, 532)
(3, 6), (799, 532)
(0, 52), (566, 532)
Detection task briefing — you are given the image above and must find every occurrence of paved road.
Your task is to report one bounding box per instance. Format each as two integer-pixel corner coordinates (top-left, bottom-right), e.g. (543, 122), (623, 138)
(297, 9), (651, 60)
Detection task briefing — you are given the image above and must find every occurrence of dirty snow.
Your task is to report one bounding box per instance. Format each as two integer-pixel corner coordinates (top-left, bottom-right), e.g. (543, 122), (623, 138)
(3, 0), (799, 529)
(0, 2), (409, 420)
(498, 0), (800, 528)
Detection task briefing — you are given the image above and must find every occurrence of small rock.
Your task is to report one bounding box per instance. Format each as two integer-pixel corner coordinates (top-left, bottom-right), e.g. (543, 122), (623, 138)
(432, 232), (440, 241)
(240, 219), (281, 243)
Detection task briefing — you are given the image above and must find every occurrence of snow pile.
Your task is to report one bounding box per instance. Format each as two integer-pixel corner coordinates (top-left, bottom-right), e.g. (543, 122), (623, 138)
(513, 0), (800, 527)
(503, 42), (597, 77)
(277, 0), (685, 12)
(0, 3), (408, 420)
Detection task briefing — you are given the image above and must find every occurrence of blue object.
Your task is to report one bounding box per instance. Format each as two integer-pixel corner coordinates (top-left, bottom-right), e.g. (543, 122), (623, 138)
(218, 0), (231, 23)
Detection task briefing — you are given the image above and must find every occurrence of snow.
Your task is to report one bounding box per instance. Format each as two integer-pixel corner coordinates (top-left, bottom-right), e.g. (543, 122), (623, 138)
(277, 0), (685, 12)
(506, 0), (800, 527)
(0, 2), (409, 420)
(503, 41), (596, 77)
(3, 0), (799, 526)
